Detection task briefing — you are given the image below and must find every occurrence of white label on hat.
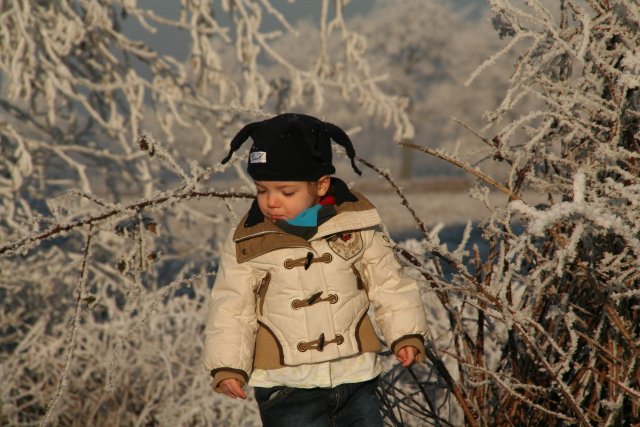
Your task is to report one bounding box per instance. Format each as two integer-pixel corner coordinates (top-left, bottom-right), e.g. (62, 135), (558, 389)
(250, 151), (267, 163)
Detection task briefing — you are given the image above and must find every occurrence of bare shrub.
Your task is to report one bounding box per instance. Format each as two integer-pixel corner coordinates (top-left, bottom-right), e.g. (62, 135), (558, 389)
(382, 1), (640, 425)
(0, 1), (412, 425)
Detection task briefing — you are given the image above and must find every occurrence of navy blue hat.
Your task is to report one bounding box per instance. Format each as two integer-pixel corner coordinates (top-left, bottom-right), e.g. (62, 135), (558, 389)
(221, 113), (362, 181)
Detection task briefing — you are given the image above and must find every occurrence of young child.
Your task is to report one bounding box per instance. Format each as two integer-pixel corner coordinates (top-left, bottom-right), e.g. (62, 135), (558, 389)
(204, 113), (429, 427)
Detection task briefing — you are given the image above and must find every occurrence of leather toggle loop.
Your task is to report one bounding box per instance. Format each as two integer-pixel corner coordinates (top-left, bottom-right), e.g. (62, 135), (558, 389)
(297, 334), (344, 352)
(320, 253), (332, 263)
(291, 292), (339, 310)
(284, 253), (332, 270)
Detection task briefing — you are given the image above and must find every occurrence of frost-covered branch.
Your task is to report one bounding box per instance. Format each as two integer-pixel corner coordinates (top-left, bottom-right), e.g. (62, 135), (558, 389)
(399, 142), (524, 202)
(404, 0), (640, 424)
(0, 188), (254, 257)
(40, 229), (94, 427)
(0, 1), (419, 425)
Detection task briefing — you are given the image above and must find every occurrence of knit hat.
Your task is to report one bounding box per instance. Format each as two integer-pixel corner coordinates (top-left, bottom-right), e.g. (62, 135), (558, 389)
(220, 113), (362, 181)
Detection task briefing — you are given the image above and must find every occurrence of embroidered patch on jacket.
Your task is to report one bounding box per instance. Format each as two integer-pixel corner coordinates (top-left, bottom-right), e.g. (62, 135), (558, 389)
(250, 151), (267, 163)
(328, 231), (363, 260)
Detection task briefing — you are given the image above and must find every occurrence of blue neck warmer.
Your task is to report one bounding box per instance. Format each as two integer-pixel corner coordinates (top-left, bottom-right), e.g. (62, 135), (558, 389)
(275, 203), (336, 240)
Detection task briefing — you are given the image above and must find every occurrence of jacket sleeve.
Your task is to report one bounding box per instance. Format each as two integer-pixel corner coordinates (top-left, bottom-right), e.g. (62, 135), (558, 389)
(203, 228), (259, 390)
(360, 227), (430, 362)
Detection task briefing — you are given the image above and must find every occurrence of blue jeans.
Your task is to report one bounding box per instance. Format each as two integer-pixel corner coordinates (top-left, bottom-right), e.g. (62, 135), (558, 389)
(254, 376), (383, 427)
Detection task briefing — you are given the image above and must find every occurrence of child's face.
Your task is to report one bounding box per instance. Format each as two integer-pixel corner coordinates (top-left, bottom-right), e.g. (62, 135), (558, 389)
(255, 177), (330, 222)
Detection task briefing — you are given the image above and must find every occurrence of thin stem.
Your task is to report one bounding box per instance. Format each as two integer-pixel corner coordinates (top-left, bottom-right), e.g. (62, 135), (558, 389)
(355, 155), (444, 277)
(40, 228), (94, 427)
(399, 142), (525, 202)
(0, 190), (254, 257)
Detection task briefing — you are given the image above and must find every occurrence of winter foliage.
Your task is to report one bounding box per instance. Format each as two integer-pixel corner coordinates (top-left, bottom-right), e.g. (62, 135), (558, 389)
(409, 0), (640, 425)
(1, 0), (639, 426)
(0, 1), (410, 425)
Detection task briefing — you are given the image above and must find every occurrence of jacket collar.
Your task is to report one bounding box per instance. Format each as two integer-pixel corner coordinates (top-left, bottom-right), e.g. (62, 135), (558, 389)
(233, 178), (381, 262)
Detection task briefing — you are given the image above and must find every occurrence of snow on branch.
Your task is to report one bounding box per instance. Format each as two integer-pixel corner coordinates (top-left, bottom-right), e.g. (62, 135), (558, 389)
(385, 1), (640, 424)
(0, 1), (423, 424)
(3, 0), (640, 425)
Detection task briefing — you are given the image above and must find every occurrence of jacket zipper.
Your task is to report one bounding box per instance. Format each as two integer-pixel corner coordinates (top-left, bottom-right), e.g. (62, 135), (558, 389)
(256, 273), (271, 316)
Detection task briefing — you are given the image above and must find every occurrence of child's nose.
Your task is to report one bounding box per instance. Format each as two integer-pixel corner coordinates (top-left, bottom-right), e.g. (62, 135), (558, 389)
(267, 194), (279, 208)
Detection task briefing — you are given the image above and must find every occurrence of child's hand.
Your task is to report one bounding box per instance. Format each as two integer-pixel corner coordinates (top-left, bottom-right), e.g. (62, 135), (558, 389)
(397, 346), (419, 368)
(219, 378), (246, 399)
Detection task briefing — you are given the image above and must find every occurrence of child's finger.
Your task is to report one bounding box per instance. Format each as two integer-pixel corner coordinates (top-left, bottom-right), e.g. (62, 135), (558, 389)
(398, 346), (418, 367)
(396, 347), (409, 365)
(220, 379), (246, 399)
(219, 382), (237, 399)
(228, 379), (246, 399)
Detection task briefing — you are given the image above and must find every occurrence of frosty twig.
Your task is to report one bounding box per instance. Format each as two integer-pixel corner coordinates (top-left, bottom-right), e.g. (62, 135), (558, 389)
(399, 142), (524, 202)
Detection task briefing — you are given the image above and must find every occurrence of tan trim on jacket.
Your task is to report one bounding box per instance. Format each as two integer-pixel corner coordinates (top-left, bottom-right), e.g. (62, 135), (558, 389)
(355, 311), (383, 353)
(253, 321), (286, 369)
(252, 312), (383, 369)
(235, 231), (309, 263)
(211, 368), (249, 393)
(233, 190), (379, 263)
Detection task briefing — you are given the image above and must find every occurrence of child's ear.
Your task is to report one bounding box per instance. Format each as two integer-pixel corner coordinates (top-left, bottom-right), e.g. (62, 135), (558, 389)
(316, 175), (331, 197)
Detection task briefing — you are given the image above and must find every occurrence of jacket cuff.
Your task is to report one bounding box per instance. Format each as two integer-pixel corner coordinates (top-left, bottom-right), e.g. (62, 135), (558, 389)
(211, 368), (249, 393)
(390, 334), (426, 363)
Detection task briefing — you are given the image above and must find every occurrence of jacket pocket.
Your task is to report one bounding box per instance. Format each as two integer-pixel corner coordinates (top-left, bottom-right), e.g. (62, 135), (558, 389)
(254, 321), (285, 369)
(254, 386), (294, 411)
(256, 273), (271, 316)
(355, 312), (382, 353)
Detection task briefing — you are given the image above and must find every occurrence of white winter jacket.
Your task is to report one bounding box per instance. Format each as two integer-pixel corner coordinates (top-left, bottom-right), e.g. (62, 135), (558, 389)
(203, 179), (429, 391)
